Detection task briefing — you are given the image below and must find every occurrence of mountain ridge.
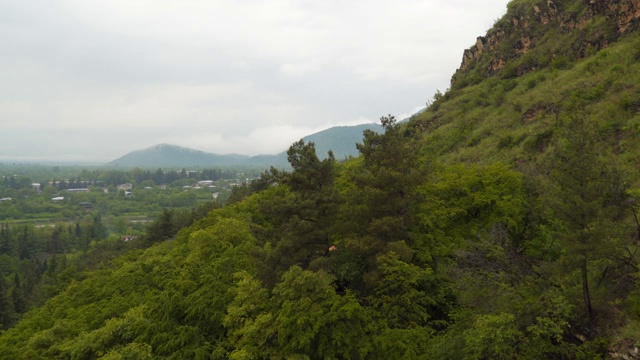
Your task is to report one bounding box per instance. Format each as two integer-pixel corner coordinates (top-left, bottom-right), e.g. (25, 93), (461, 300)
(106, 123), (384, 168)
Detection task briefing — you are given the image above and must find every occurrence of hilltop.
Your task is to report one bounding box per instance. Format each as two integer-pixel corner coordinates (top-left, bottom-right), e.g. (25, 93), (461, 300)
(107, 123), (383, 168)
(106, 144), (250, 168)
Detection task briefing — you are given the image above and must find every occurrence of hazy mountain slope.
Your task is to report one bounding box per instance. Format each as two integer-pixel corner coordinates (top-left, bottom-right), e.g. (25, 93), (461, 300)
(107, 123), (383, 168)
(302, 123), (382, 160)
(241, 153), (290, 169)
(238, 123), (383, 168)
(106, 144), (250, 168)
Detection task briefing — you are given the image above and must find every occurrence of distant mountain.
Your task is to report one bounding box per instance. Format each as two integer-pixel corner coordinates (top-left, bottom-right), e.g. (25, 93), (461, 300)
(302, 123), (382, 160)
(244, 123), (384, 168)
(241, 153), (290, 169)
(106, 144), (250, 168)
(106, 123), (384, 168)
(295, 113), (423, 160)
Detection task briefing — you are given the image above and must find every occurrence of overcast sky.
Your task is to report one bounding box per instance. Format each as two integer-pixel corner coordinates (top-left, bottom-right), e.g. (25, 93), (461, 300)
(0, 0), (510, 163)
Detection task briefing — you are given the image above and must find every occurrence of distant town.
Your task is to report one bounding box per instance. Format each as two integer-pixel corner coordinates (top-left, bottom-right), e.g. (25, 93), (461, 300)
(0, 165), (262, 222)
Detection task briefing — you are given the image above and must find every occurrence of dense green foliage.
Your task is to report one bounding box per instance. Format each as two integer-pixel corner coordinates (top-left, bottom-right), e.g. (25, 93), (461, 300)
(2, 0), (640, 358)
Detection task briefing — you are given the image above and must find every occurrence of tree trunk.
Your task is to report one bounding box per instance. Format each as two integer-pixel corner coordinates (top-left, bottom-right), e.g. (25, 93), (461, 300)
(581, 258), (593, 321)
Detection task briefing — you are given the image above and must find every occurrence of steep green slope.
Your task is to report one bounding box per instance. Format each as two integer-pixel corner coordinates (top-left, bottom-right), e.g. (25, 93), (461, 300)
(412, 0), (640, 168)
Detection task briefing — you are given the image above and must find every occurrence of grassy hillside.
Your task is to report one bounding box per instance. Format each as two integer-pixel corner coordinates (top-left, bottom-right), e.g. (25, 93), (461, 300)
(415, 33), (640, 164)
(412, 0), (640, 171)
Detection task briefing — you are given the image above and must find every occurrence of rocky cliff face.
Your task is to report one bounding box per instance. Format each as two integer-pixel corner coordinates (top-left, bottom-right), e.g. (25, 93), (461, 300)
(454, 0), (640, 85)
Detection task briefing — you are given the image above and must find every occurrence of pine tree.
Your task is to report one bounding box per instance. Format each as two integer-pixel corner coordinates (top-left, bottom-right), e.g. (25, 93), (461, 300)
(0, 272), (14, 329)
(353, 115), (425, 243)
(0, 223), (11, 254)
(89, 213), (107, 240)
(11, 273), (27, 314)
(546, 117), (627, 321)
(75, 222), (82, 238)
(260, 140), (340, 282)
(144, 209), (176, 246)
(18, 226), (30, 260)
(48, 226), (63, 254)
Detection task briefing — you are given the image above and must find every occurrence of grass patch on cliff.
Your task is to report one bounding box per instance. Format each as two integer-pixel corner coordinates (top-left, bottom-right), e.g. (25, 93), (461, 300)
(413, 29), (640, 169)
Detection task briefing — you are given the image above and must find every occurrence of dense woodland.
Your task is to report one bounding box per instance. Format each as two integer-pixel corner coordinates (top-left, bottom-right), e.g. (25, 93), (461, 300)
(0, 166), (254, 332)
(1, 0), (640, 358)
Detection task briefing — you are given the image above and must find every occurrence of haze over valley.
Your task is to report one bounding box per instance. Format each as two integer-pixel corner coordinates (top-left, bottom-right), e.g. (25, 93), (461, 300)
(0, 0), (509, 163)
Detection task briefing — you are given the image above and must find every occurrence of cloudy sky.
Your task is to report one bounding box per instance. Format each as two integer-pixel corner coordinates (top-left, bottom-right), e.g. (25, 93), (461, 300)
(0, 0), (510, 163)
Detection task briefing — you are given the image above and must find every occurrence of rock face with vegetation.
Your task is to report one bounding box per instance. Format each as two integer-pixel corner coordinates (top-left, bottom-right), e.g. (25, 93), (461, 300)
(2, 0), (640, 358)
(456, 0), (640, 85)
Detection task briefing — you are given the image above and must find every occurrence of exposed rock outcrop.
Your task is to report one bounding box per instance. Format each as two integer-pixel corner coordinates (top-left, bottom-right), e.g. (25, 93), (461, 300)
(454, 0), (640, 86)
(610, 341), (640, 360)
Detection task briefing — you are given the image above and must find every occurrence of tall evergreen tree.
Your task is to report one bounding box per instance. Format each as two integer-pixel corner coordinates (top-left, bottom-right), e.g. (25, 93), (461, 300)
(74, 222), (82, 238)
(48, 226), (63, 254)
(144, 209), (177, 246)
(0, 272), (14, 329)
(0, 224), (11, 254)
(258, 140), (340, 284)
(11, 273), (26, 315)
(23, 259), (43, 304)
(546, 117), (627, 321)
(353, 115), (426, 244)
(18, 226), (30, 260)
(89, 212), (108, 240)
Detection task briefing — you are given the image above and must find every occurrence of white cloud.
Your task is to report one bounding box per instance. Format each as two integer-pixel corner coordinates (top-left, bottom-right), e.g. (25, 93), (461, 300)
(279, 59), (322, 77)
(157, 125), (314, 156)
(0, 0), (510, 162)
